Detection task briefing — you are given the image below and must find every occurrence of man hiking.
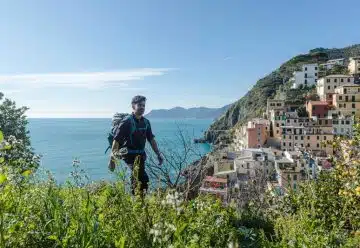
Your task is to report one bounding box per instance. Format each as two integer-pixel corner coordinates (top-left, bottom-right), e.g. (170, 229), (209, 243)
(108, 95), (163, 194)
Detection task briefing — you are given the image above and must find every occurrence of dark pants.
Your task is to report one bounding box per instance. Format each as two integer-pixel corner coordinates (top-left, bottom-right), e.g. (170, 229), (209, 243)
(124, 154), (149, 195)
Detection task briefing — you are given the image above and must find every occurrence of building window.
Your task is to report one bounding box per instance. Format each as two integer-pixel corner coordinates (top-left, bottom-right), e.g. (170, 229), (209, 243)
(325, 120), (328, 125)
(344, 103), (346, 108)
(319, 120), (322, 125)
(352, 103), (356, 108)
(315, 67), (318, 70)
(328, 86), (330, 90)
(307, 143), (310, 147)
(283, 142), (286, 147)
(307, 136), (310, 140)
(294, 119), (297, 123)
(301, 144), (304, 147)
(276, 123), (279, 127)
(352, 96), (355, 102)
(348, 78), (351, 82)
(287, 119), (290, 123)
(283, 135), (286, 139)
(341, 78), (344, 82)
(301, 136), (304, 140)
(334, 127), (337, 133)
(346, 96), (349, 102)
(276, 130), (279, 134)
(353, 112), (356, 115)
(304, 79), (307, 84)
(317, 136), (319, 140)
(289, 143), (292, 147)
(324, 136), (327, 140)
(317, 143), (320, 148)
(315, 73), (318, 76)
(295, 136), (298, 140)
(293, 175), (297, 180)
(305, 67), (307, 71)
(315, 79), (318, 82)
(334, 86), (337, 89)
(305, 73), (308, 78)
(339, 96), (342, 100)
(346, 120), (350, 125)
(334, 79), (337, 82)
(247, 163), (250, 169)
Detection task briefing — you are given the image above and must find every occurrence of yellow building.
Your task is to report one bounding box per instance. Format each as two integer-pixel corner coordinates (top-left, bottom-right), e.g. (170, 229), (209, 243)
(266, 99), (285, 118)
(348, 56), (360, 76)
(332, 84), (360, 117)
(316, 75), (354, 103)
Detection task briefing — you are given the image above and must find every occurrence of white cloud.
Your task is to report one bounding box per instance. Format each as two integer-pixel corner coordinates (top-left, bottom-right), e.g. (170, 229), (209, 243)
(0, 68), (172, 89)
(223, 56), (232, 61)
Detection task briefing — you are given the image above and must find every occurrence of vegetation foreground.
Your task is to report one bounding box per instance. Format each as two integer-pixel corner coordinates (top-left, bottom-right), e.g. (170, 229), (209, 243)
(1, 128), (360, 247)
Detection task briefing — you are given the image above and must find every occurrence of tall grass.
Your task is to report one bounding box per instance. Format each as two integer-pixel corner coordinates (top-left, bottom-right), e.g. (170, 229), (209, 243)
(0, 158), (262, 248)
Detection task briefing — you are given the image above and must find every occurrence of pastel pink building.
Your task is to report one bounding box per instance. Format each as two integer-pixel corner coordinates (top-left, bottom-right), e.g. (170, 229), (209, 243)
(247, 119), (269, 148)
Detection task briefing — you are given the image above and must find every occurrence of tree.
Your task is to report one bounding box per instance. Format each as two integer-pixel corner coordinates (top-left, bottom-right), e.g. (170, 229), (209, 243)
(145, 125), (208, 199)
(0, 93), (39, 171)
(0, 95), (31, 146)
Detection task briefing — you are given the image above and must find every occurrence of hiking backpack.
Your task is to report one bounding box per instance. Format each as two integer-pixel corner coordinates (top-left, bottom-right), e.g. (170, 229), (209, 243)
(105, 113), (149, 154)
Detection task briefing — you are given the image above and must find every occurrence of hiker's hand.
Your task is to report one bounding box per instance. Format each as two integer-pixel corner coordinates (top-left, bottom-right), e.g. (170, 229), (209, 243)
(108, 159), (116, 172)
(157, 154), (163, 166)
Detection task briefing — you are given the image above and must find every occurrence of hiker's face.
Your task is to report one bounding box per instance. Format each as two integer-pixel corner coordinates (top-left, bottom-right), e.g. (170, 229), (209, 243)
(133, 101), (146, 115)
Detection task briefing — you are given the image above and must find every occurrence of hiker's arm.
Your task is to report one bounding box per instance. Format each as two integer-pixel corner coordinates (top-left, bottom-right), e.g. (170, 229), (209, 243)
(150, 138), (161, 157)
(150, 138), (163, 166)
(146, 122), (163, 165)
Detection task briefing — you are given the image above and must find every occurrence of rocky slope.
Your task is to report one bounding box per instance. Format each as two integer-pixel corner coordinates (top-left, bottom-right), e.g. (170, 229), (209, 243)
(205, 44), (360, 144)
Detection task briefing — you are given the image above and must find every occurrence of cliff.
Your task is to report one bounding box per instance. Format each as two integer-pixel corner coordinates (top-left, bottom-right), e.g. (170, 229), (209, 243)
(205, 44), (360, 144)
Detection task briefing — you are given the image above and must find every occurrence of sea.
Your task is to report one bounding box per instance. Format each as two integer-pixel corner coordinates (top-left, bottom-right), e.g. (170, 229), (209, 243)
(28, 118), (213, 183)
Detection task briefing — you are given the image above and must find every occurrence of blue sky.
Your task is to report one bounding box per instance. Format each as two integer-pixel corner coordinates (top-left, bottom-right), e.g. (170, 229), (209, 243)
(0, 0), (359, 118)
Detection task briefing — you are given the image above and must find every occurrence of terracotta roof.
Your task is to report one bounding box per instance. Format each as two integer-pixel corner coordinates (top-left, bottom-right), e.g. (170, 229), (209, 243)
(204, 176), (227, 183)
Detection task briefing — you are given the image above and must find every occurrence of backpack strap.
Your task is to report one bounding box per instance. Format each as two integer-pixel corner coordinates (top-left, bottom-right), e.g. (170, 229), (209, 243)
(128, 116), (149, 146)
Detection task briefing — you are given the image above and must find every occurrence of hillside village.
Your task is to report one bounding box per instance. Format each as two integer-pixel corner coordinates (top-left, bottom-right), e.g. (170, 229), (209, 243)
(199, 56), (360, 204)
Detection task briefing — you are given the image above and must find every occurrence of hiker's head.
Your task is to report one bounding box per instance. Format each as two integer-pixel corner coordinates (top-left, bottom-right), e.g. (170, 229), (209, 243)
(131, 95), (146, 116)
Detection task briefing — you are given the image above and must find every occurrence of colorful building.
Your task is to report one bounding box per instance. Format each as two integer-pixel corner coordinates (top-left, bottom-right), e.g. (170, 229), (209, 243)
(233, 118), (269, 150)
(320, 58), (345, 70)
(348, 56), (360, 76)
(266, 99), (285, 118)
(306, 101), (329, 118)
(290, 63), (319, 89)
(199, 176), (228, 203)
(274, 155), (304, 191)
(316, 75), (354, 103)
(332, 84), (360, 117)
(331, 115), (354, 137)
